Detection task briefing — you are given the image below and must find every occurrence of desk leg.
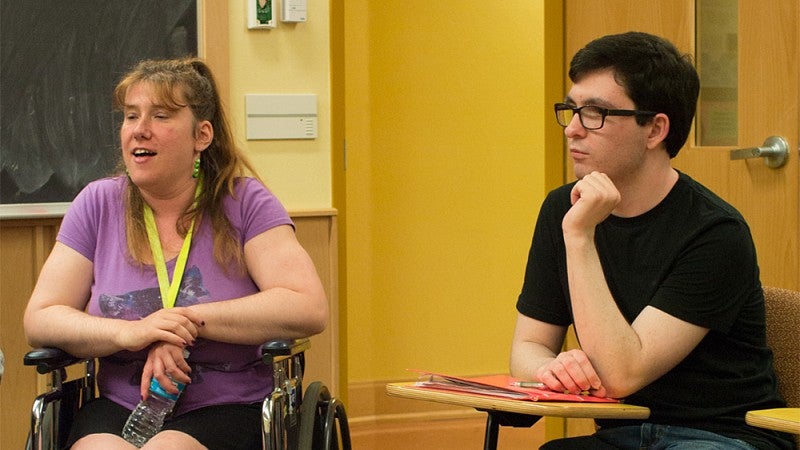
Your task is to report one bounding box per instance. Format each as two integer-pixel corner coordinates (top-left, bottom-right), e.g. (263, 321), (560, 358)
(484, 413), (500, 450)
(481, 410), (541, 450)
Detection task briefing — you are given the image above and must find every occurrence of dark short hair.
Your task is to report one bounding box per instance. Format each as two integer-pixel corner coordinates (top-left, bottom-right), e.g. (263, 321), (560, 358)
(569, 32), (700, 158)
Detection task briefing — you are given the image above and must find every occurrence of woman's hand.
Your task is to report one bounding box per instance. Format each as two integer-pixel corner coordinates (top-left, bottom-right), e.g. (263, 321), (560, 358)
(140, 341), (192, 399)
(117, 307), (204, 353)
(536, 349), (607, 397)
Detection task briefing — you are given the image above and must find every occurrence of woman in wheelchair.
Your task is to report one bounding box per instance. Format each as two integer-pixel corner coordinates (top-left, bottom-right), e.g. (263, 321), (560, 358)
(23, 57), (328, 449)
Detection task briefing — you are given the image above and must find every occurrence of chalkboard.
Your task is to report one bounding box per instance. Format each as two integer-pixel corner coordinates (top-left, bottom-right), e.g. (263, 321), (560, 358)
(0, 0), (197, 212)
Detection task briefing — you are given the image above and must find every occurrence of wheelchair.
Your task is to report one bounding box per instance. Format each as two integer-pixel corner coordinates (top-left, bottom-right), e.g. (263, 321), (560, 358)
(24, 338), (351, 450)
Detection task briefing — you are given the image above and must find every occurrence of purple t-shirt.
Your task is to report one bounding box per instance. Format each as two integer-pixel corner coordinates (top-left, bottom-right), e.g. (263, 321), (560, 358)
(57, 176), (293, 415)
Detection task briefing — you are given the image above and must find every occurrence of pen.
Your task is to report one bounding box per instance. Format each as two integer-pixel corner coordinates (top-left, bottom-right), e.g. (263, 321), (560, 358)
(510, 381), (545, 388)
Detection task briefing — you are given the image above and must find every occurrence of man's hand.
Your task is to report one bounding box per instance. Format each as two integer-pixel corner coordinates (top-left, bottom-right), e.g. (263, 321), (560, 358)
(536, 349), (607, 397)
(563, 171), (620, 236)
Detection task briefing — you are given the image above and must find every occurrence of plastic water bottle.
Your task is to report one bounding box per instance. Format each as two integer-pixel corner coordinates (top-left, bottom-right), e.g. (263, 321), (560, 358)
(121, 376), (186, 447)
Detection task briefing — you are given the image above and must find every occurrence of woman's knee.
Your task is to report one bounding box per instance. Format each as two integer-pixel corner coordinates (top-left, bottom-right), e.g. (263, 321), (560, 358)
(71, 433), (137, 449)
(143, 430), (207, 450)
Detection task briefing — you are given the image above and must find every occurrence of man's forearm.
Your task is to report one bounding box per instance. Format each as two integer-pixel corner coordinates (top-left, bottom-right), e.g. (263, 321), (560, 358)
(565, 234), (643, 394)
(510, 340), (558, 380)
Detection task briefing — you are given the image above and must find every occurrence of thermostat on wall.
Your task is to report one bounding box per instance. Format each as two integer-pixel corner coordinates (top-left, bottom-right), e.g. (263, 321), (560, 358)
(248, 0), (275, 29)
(281, 0), (307, 22)
(246, 94), (318, 140)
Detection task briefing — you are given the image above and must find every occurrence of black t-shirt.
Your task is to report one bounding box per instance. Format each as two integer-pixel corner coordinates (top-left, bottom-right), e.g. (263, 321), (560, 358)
(517, 171), (793, 449)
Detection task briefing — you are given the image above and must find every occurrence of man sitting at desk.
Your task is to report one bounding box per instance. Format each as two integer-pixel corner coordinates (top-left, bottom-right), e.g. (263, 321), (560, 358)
(510, 32), (793, 449)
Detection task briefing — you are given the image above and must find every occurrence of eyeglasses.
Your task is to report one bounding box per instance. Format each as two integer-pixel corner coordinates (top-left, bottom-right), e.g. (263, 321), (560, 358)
(554, 103), (658, 130)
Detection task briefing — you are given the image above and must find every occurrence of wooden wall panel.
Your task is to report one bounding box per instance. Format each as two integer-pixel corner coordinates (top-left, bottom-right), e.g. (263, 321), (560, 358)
(0, 219), (60, 450)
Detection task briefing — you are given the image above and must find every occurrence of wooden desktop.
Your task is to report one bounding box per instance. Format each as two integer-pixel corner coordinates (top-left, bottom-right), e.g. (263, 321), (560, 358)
(745, 408), (800, 434)
(386, 381), (650, 450)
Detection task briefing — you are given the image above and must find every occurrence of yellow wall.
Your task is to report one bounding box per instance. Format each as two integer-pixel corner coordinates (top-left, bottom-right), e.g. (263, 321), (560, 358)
(344, 1), (561, 382)
(225, 0), (333, 210)
(220, 0), (564, 387)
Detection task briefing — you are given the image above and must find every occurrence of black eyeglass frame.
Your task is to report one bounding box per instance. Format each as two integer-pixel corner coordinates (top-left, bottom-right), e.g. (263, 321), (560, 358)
(554, 102), (658, 130)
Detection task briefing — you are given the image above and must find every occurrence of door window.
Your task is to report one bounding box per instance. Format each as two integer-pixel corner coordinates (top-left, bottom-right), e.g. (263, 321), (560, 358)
(696, 0), (738, 146)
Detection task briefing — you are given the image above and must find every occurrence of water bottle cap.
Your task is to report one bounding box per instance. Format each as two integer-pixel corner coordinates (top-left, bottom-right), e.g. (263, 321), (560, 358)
(149, 377), (185, 401)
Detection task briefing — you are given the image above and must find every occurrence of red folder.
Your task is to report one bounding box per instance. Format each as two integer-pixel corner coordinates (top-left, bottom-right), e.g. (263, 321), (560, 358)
(412, 371), (619, 403)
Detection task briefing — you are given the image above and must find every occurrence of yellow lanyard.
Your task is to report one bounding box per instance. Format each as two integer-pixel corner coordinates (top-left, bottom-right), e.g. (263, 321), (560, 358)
(143, 182), (201, 309)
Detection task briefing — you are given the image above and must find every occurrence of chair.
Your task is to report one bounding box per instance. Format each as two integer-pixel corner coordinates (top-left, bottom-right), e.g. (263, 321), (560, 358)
(750, 286), (800, 442)
(24, 338), (351, 450)
(762, 286), (800, 409)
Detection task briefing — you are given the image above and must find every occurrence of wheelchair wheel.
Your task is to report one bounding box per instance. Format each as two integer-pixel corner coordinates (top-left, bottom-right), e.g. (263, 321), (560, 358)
(297, 382), (351, 450)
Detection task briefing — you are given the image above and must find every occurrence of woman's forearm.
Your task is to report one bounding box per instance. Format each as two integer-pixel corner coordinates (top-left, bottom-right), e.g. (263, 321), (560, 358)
(190, 287), (328, 345)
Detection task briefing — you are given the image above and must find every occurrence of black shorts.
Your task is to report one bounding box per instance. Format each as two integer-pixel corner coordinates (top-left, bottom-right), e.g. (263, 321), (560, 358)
(65, 396), (262, 449)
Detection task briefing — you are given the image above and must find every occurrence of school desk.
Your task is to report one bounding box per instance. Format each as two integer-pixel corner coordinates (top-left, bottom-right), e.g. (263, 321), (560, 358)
(386, 381), (650, 450)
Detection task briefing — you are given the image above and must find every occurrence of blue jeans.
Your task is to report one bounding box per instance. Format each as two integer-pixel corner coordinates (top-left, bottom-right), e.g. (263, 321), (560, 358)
(541, 424), (757, 449)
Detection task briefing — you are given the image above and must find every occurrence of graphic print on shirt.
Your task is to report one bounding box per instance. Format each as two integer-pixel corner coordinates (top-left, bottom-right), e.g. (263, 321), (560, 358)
(99, 265), (212, 319)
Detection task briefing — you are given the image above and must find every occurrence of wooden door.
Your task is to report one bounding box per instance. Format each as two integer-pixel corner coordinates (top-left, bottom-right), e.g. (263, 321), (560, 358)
(561, 0), (800, 437)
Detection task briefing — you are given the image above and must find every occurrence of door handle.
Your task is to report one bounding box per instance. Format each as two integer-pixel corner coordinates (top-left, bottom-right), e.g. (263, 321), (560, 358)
(729, 136), (789, 168)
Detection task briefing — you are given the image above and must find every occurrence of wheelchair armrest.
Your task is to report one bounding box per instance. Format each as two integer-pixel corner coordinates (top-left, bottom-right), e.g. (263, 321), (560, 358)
(24, 347), (85, 375)
(261, 338), (310, 364)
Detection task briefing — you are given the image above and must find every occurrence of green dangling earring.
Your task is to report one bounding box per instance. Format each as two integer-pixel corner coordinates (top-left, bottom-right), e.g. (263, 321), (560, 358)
(192, 157), (201, 178)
